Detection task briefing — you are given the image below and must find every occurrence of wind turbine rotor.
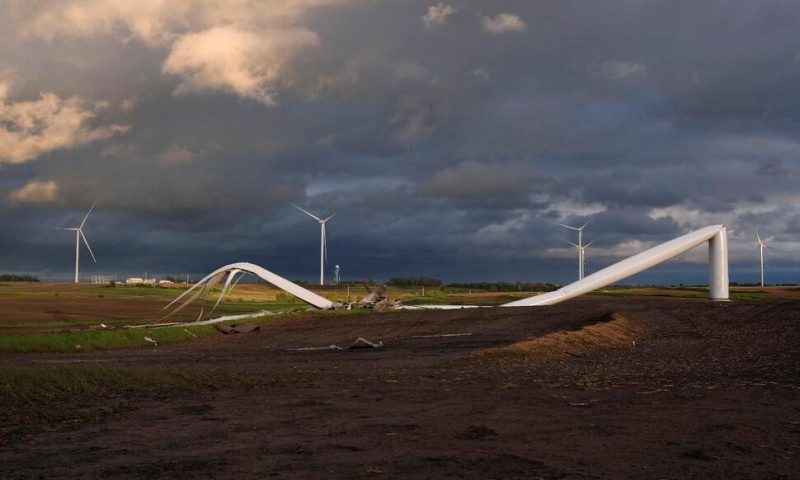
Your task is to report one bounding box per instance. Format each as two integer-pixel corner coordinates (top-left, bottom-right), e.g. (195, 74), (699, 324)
(556, 222), (580, 231)
(79, 201), (96, 229)
(290, 203), (322, 221)
(79, 230), (97, 263)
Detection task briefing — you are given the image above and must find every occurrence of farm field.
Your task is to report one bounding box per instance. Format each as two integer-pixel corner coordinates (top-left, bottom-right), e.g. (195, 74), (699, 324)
(1, 281), (798, 332)
(0, 286), (798, 479)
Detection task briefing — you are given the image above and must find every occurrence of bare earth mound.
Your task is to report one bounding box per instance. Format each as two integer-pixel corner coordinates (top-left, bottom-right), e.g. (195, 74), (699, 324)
(1, 297), (798, 479)
(471, 312), (646, 363)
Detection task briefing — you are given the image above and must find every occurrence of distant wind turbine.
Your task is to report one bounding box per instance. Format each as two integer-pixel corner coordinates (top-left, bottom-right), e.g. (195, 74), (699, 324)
(558, 221), (589, 279)
(291, 203), (336, 285)
(60, 202), (97, 283)
(565, 239), (594, 280)
(756, 231), (773, 287)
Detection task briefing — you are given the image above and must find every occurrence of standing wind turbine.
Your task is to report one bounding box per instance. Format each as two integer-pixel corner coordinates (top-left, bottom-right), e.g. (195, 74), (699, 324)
(564, 239), (594, 280)
(60, 202), (97, 283)
(755, 231), (772, 287)
(558, 222), (589, 280)
(291, 203), (336, 285)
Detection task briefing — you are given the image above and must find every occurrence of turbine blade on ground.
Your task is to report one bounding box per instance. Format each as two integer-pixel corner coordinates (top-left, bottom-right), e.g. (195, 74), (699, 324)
(163, 271), (226, 320)
(229, 270), (247, 293)
(210, 269), (240, 315)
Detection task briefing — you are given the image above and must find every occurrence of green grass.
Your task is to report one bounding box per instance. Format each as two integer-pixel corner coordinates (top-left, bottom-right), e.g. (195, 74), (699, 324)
(0, 325), (216, 353)
(0, 308), (368, 353)
(590, 287), (773, 302)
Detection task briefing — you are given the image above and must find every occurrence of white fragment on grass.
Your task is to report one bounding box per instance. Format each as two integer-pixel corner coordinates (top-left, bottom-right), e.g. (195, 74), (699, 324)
(132, 309), (275, 329)
(144, 336), (158, 347)
(289, 337), (383, 351)
(184, 328), (197, 338)
(410, 333), (473, 339)
(99, 323), (108, 329)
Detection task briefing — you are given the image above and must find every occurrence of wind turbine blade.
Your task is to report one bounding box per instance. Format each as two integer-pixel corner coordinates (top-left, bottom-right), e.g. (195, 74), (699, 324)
(229, 270), (247, 293)
(584, 241), (595, 248)
(756, 230), (762, 244)
(579, 222), (590, 230)
(555, 222), (579, 231)
(322, 213), (336, 222)
(290, 203), (321, 221)
(210, 269), (239, 314)
(562, 240), (579, 248)
(79, 230), (97, 263)
(322, 223), (328, 265)
(79, 201), (96, 229)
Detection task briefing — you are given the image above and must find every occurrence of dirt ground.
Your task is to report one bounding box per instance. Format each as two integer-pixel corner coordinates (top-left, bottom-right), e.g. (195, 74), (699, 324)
(1, 297), (799, 479)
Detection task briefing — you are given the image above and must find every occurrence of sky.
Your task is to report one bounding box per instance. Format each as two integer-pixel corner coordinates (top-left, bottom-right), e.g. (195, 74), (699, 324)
(1, 0), (799, 284)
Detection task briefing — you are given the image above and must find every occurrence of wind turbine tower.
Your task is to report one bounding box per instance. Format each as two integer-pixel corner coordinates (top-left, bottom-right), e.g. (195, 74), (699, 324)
(291, 203), (336, 285)
(558, 222), (589, 280)
(756, 231), (771, 287)
(60, 202), (97, 283)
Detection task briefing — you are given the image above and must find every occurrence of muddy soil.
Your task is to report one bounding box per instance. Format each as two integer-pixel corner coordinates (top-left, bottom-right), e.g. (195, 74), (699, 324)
(1, 297), (799, 479)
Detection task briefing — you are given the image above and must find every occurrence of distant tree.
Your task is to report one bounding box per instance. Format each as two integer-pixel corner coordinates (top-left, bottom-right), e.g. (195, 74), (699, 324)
(0, 274), (39, 282)
(388, 277), (443, 287)
(446, 281), (558, 292)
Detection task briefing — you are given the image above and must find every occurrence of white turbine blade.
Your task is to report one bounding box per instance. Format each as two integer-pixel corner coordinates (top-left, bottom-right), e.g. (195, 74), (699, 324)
(556, 222), (580, 231)
(562, 239), (579, 248)
(322, 223), (328, 265)
(584, 241), (595, 248)
(322, 213), (336, 223)
(290, 203), (321, 221)
(756, 230), (762, 244)
(579, 222), (590, 231)
(229, 270), (247, 293)
(79, 201), (96, 229)
(210, 269), (239, 314)
(79, 230), (97, 263)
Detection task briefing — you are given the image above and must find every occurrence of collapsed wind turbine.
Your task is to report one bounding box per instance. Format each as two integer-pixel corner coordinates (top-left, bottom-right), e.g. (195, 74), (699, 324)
(558, 221), (589, 280)
(60, 202), (97, 283)
(291, 203), (335, 285)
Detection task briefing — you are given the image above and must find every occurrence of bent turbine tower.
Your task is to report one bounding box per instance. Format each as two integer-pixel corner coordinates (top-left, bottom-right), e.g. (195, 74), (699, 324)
(503, 225), (729, 307)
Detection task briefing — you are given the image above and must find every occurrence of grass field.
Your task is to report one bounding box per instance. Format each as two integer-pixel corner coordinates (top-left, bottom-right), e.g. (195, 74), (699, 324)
(0, 281), (796, 353)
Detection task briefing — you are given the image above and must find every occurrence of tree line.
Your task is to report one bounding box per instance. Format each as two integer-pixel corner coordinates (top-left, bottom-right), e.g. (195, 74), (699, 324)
(388, 277), (559, 291)
(0, 274), (39, 282)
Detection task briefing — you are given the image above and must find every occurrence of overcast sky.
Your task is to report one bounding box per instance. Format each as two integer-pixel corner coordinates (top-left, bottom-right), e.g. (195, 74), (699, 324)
(1, 0), (798, 284)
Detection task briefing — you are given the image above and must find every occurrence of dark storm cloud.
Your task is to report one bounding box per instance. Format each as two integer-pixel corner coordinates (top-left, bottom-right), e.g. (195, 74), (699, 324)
(1, 0), (799, 284)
